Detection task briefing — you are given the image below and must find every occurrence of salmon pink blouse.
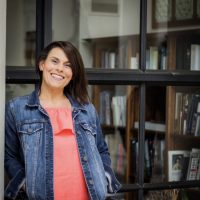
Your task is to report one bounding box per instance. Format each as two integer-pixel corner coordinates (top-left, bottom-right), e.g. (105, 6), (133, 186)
(45, 107), (89, 200)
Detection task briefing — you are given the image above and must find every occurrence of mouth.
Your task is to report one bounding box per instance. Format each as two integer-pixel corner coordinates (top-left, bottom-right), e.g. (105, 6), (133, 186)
(51, 73), (65, 81)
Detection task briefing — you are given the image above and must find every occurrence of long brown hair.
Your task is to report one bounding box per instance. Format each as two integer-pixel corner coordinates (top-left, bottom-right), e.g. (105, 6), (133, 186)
(36, 41), (89, 104)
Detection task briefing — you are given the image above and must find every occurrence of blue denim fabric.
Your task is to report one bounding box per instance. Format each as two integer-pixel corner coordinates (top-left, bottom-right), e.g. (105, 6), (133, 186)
(5, 89), (121, 200)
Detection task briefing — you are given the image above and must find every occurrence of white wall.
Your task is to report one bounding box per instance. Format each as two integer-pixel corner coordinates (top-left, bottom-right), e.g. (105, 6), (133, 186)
(0, 0), (6, 198)
(79, 0), (140, 67)
(79, 0), (140, 39)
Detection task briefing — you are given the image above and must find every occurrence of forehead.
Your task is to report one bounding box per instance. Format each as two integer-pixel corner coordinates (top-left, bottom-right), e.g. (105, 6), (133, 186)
(47, 47), (69, 60)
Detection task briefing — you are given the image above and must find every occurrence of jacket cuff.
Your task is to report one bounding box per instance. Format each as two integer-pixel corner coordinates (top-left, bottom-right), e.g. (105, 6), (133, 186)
(5, 169), (25, 200)
(104, 164), (122, 193)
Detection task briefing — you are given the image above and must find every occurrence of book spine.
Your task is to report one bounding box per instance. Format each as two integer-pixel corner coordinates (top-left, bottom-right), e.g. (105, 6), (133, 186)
(190, 44), (200, 71)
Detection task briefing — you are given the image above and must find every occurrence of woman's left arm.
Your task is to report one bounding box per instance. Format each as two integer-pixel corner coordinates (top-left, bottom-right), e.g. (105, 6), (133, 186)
(93, 106), (121, 194)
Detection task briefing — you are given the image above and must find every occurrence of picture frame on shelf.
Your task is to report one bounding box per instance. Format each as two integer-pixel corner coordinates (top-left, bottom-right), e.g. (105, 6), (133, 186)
(168, 150), (190, 182)
(152, 0), (200, 28)
(91, 0), (119, 15)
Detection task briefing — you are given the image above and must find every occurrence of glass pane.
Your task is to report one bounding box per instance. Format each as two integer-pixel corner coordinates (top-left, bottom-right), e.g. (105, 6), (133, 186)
(166, 86), (200, 182)
(89, 84), (139, 184)
(6, 84), (35, 102)
(6, 0), (36, 66)
(52, 0), (140, 69)
(147, 0), (200, 71)
(144, 86), (166, 183)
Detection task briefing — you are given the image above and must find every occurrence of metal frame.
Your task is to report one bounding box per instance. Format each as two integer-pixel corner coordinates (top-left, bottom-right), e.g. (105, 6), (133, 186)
(6, 0), (200, 199)
(6, 67), (200, 86)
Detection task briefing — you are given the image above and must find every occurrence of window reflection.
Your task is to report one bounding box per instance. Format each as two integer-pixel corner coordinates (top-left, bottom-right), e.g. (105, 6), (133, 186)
(6, 84), (35, 102)
(52, 0), (140, 69)
(6, 0), (36, 66)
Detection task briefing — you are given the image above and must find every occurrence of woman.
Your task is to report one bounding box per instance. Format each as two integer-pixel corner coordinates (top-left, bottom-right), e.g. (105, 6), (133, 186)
(5, 41), (121, 200)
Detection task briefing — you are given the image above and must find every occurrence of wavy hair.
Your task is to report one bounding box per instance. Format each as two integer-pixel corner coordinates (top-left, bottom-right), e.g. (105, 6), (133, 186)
(36, 41), (89, 104)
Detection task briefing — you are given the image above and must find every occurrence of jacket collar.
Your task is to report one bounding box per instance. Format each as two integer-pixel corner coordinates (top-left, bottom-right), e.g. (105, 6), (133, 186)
(26, 88), (87, 111)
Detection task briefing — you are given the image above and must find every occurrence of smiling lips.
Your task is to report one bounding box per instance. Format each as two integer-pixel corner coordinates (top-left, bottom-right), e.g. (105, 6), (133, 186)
(51, 73), (65, 81)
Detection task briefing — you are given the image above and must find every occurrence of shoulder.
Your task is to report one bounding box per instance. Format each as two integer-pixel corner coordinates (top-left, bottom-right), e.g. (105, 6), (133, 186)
(82, 102), (97, 115)
(6, 94), (31, 111)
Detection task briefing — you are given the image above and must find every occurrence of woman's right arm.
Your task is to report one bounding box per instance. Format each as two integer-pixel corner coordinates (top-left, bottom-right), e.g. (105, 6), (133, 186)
(4, 101), (25, 200)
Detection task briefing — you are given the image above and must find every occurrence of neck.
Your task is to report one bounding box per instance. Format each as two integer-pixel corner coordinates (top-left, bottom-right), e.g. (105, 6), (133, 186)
(39, 86), (70, 108)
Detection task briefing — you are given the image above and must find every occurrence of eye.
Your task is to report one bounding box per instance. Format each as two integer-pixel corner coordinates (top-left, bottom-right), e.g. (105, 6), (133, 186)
(51, 59), (58, 64)
(64, 63), (71, 68)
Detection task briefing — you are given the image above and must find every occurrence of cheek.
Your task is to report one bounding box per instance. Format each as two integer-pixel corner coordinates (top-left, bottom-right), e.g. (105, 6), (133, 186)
(42, 61), (53, 71)
(67, 69), (73, 79)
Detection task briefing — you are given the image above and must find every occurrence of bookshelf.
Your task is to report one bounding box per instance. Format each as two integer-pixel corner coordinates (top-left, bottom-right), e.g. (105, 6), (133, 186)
(5, 0), (200, 199)
(84, 27), (200, 199)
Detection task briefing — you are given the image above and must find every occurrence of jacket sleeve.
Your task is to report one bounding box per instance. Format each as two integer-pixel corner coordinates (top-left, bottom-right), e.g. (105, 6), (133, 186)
(93, 105), (122, 194)
(4, 101), (25, 200)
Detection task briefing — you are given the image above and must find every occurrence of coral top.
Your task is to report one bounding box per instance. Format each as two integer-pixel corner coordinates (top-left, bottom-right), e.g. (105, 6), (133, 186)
(45, 108), (89, 200)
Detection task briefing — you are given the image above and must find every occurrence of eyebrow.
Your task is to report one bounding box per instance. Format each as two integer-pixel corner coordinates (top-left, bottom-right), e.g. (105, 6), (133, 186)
(50, 56), (70, 64)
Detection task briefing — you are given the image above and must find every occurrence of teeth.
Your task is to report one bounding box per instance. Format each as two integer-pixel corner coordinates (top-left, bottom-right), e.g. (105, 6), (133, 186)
(51, 73), (64, 80)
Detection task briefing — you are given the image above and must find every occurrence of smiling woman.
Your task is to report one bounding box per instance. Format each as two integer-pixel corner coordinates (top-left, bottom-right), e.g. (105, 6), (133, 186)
(4, 41), (121, 200)
(38, 47), (73, 108)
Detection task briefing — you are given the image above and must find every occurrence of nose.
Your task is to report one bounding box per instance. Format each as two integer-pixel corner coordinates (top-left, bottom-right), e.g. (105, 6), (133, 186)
(57, 63), (63, 72)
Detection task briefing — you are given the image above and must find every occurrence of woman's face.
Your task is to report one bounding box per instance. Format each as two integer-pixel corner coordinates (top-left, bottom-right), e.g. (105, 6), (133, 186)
(39, 47), (73, 92)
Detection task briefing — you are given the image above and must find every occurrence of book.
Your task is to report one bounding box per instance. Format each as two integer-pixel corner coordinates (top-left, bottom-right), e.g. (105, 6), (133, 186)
(187, 148), (200, 180)
(190, 44), (200, 71)
(112, 96), (127, 127)
(174, 92), (183, 134)
(101, 50), (117, 69)
(194, 114), (200, 136)
(181, 94), (192, 135)
(109, 52), (116, 69)
(176, 36), (191, 70)
(149, 46), (159, 70)
(131, 139), (138, 178)
(99, 90), (112, 125)
(186, 94), (200, 135)
(159, 42), (167, 70)
(144, 139), (151, 178)
(168, 150), (190, 181)
(130, 56), (139, 69)
(151, 137), (165, 183)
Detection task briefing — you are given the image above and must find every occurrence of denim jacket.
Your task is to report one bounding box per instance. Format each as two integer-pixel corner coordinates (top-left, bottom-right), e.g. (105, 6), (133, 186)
(5, 89), (121, 200)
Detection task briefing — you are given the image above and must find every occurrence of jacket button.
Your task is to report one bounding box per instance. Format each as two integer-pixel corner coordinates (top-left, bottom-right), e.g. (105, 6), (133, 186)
(83, 156), (87, 161)
(89, 179), (94, 185)
(28, 128), (32, 132)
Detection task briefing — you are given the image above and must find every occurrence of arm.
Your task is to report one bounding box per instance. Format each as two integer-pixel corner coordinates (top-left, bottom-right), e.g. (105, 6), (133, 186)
(4, 101), (25, 199)
(93, 106), (121, 193)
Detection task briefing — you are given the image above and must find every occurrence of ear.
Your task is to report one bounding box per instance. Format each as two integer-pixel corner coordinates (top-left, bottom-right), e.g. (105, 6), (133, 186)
(39, 61), (44, 71)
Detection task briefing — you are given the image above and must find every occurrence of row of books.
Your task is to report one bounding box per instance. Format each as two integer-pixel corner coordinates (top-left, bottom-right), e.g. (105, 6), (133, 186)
(146, 45), (167, 70)
(168, 148), (200, 181)
(99, 43), (200, 70)
(99, 91), (127, 127)
(100, 47), (128, 69)
(99, 45), (167, 70)
(175, 92), (200, 136)
(132, 136), (165, 183)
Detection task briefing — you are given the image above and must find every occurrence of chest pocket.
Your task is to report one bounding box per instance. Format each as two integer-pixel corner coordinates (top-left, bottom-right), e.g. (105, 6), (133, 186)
(19, 123), (43, 134)
(18, 122), (43, 151)
(80, 123), (97, 145)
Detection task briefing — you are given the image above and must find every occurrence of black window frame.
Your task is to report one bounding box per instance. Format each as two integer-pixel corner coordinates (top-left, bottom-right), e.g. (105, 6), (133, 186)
(6, 0), (200, 199)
